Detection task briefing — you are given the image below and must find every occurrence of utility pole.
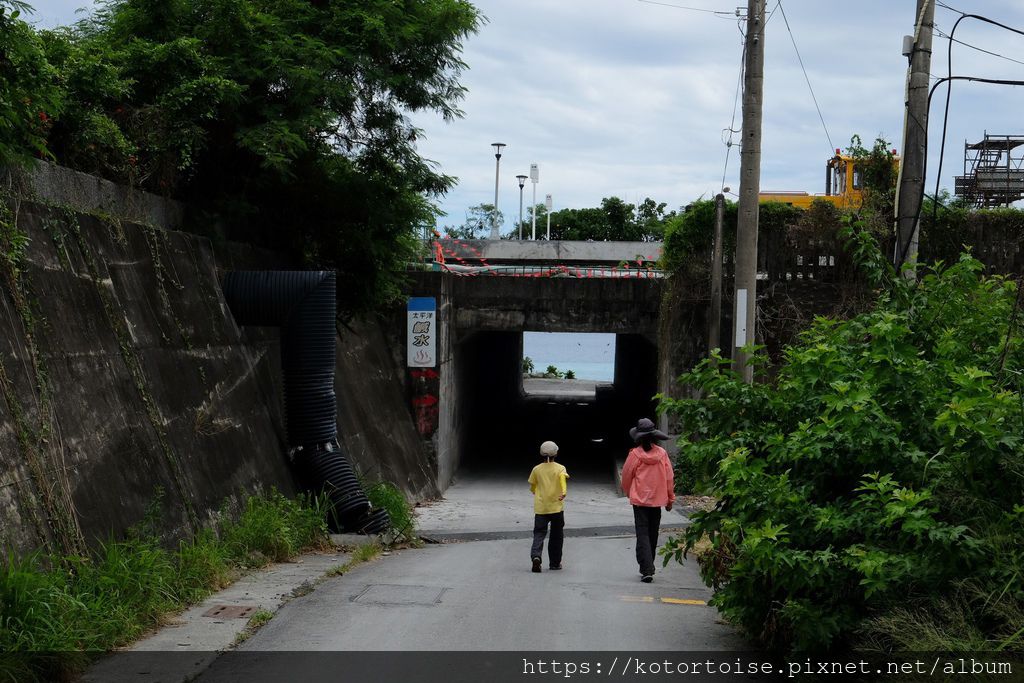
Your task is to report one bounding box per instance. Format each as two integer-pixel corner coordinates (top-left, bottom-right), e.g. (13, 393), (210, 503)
(733, 0), (765, 384)
(894, 0), (934, 276)
(709, 192), (725, 356)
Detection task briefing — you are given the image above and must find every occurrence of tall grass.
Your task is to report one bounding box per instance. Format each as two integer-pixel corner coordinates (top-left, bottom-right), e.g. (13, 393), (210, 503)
(858, 580), (1024, 653)
(365, 481), (415, 541)
(0, 489), (328, 681)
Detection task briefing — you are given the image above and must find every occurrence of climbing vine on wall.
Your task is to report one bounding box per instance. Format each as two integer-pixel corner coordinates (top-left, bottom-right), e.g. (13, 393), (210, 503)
(0, 181), (87, 556)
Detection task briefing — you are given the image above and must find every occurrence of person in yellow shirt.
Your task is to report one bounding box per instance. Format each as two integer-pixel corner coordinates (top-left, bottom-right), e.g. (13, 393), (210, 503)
(528, 440), (569, 573)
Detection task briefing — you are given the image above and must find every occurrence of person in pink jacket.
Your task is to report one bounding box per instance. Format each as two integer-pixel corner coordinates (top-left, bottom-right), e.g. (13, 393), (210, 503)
(620, 417), (675, 583)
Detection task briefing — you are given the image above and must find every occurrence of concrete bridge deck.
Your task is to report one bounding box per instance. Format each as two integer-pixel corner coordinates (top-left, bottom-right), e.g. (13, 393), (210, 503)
(433, 239), (664, 266)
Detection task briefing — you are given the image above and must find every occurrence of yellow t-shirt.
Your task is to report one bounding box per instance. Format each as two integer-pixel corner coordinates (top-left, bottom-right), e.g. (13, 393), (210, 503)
(528, 461), (569, 514)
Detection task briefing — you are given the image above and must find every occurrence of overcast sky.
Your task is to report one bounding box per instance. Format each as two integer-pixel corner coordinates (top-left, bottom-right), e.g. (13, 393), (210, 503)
(30, 0), (1024, 231)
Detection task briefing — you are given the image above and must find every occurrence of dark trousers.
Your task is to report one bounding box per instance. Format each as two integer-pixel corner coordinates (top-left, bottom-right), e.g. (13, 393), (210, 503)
(632, 505), (662, 575)
(531, 512), (564, 566)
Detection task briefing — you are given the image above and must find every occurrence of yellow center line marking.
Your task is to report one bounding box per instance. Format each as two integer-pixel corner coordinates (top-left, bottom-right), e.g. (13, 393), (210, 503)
(660, 597), (706, 605)
(619, 595), (707, 606)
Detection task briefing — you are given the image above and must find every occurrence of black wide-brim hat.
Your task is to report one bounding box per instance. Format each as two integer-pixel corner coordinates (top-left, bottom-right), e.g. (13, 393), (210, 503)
(629, 417), (669, 442)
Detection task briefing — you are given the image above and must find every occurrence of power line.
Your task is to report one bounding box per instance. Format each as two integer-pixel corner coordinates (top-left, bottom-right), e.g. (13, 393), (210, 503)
(721, 41), (745, 192)
(896, 6), (1024, 268)
(896, 74), (1024, 268)
(932, 8), (1024, 44)
(777, 0), (833, 155)
(635, 0), (735, 17)
(740, 1), (780, 39)
(937, 27), (1024, 67)
(935, 0), (965, 14)
(932, 9), (1024, 234)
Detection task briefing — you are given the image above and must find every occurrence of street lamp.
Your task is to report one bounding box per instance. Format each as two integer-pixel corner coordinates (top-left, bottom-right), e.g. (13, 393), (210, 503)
(491, 142), (505, 239)
(516, 175), (528, 240)
(529, 163), (539, 240)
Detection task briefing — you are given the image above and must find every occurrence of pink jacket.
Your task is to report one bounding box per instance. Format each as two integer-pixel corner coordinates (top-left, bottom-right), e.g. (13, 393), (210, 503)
(621, 444), (675, 507)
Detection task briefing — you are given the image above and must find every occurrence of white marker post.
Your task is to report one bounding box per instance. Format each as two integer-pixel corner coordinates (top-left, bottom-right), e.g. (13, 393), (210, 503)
(545, 194), (553, 240)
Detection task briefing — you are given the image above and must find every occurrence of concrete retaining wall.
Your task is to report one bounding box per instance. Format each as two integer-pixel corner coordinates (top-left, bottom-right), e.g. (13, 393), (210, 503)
(0, 165), (436, 555)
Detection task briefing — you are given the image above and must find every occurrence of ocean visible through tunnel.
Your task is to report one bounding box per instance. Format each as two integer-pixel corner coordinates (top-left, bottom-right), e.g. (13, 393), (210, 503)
(522, 332), (616, 382)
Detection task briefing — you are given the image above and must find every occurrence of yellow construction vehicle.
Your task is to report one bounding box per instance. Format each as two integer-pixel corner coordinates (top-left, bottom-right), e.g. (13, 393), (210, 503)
(759, 149), (900, 210)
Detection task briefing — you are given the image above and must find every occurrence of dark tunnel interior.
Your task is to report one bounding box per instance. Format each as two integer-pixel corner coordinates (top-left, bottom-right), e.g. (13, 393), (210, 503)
(455, 331), (659, 478)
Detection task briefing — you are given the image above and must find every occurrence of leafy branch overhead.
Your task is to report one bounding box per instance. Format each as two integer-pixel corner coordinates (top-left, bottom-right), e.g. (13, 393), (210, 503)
(1, 0), (483, 314)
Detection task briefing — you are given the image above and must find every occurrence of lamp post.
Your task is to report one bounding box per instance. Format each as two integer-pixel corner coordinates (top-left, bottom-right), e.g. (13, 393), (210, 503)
(516, 175), (528, 240)
(491, 142), (506, 239)
(529, 163), (539, 240)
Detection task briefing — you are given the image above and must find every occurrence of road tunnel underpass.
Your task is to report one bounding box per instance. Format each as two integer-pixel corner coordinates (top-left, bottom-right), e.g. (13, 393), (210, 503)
(453, 331), (659, 479)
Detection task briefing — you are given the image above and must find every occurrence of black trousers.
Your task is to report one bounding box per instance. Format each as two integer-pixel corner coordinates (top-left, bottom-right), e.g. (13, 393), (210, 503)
(632, 505), (662, 575)
(530, 511), (564, 566)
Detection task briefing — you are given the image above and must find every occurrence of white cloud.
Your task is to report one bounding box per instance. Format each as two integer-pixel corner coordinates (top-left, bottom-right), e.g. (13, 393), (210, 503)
(30, 0), (1024, 226)
(26, 0), (98, 28)
(413, 0), (1024, 227)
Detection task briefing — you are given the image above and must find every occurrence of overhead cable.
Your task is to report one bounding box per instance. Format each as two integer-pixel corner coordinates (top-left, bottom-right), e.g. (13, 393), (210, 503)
(635, 0), (734, 17)
(777, 0), (833, 155)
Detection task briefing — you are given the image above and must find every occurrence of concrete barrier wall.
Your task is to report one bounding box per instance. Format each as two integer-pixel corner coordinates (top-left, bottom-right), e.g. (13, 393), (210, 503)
(0, 166), (436, 555)
(0, 199), (296, 555)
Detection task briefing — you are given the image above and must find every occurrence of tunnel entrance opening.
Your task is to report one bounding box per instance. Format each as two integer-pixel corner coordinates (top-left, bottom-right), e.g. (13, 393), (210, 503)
(454, 330), (659, 482)
(521, 332), (616, 400)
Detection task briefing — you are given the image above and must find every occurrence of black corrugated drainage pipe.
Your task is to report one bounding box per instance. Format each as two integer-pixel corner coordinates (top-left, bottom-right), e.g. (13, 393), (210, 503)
(222, 271), (390, 535)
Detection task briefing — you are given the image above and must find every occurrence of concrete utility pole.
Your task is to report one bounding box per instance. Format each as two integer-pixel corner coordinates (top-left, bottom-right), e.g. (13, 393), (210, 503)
(894, 0), (935, 276)
(733, 0), (765, 383)
(709, 192), (725, 356)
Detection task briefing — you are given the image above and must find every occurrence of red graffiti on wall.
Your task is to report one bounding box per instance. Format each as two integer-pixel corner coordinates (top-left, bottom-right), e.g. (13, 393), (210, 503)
(409, 367), (440, 437)
(411, 368), (439, 380)
(413, 394), (439, 436)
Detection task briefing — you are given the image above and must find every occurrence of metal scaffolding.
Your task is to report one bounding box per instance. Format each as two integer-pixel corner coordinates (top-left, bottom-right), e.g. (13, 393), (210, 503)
(954, 132), (1024, 207)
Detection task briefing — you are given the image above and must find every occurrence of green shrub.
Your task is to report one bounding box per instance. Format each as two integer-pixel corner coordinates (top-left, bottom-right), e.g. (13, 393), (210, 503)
(175, 528), (232, 602)
(660, 226), (1023, 652)
(220, 490), (328, 566)
(544, 364), (562, 378)
(366, 482), (415, 541)
(0, 489), (329, 680)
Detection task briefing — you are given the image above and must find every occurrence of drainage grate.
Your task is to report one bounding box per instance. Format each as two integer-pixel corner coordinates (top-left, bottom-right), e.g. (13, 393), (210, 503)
(202, 604), (257, 619)
(352, 584), (448, 606)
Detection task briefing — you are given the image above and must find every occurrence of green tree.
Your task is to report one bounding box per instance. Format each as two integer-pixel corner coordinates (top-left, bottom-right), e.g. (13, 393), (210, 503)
(502, 202), (548, 240)
(845, 134), (898, 240)
(20, 0), (482, 315)
(0, 2), (62, 163)
(445, 203), (502, 239)
(661, 198), (737, 275)
(544, 196), (671, 241)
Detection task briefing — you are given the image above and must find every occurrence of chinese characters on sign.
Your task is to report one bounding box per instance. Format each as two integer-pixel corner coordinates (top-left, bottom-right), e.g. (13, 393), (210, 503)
(406, 297), (436, 367)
